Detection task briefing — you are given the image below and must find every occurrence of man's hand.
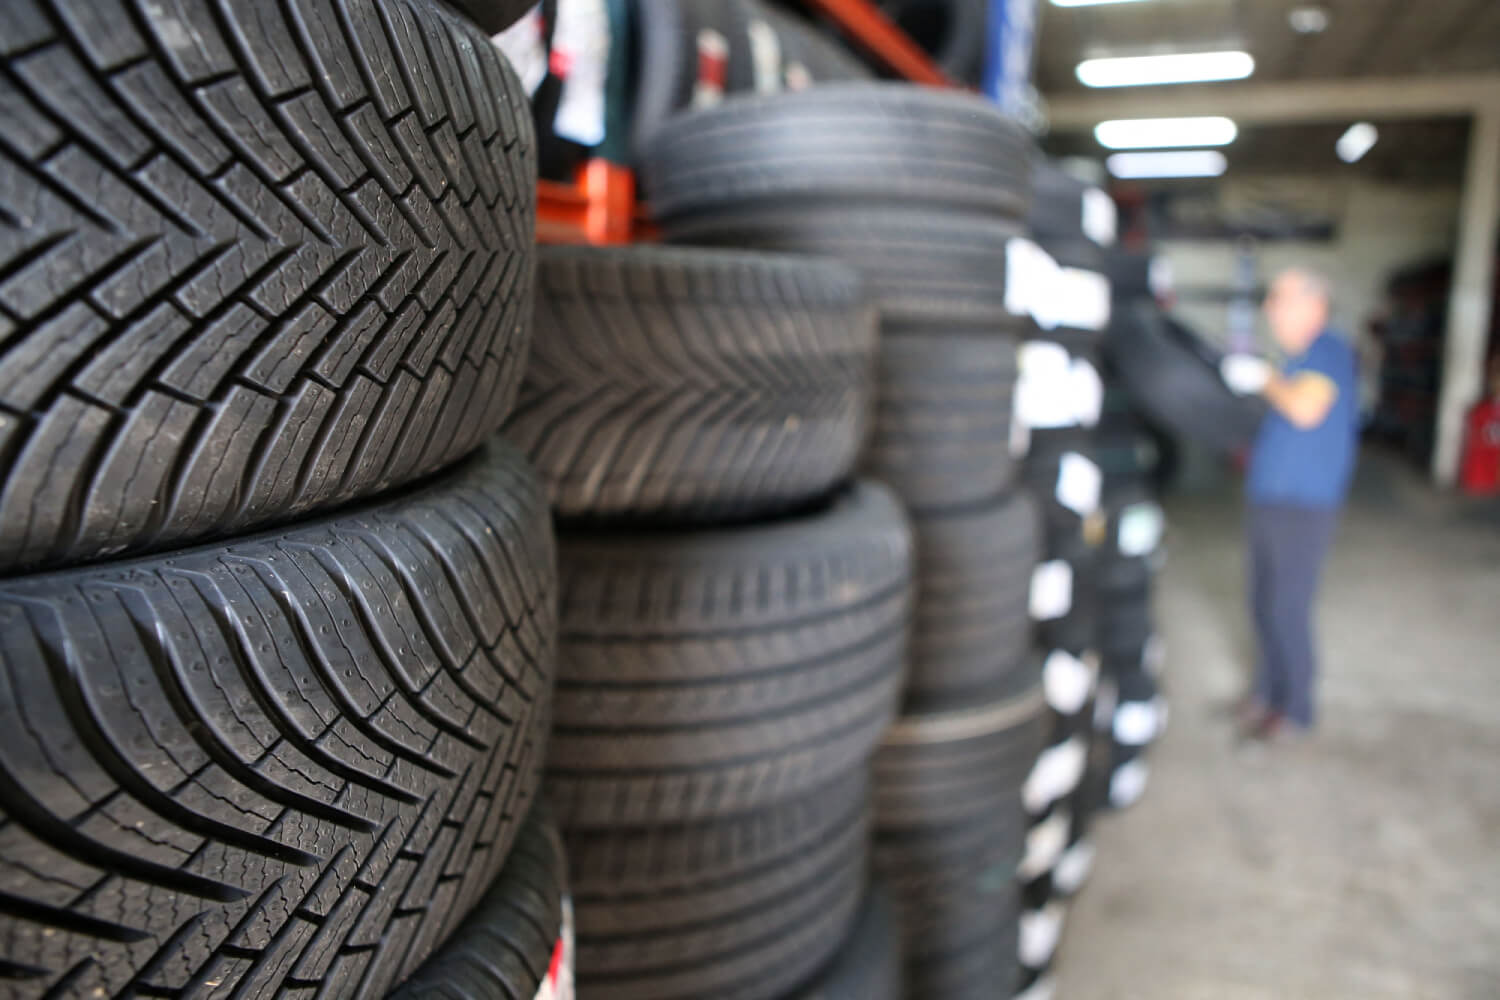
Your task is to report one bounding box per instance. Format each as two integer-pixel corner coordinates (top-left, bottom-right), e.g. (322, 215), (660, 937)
(1220, 354), (1273, 396)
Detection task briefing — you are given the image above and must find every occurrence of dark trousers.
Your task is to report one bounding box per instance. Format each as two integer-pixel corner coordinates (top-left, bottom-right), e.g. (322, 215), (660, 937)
(1247, 503), (1339, 727)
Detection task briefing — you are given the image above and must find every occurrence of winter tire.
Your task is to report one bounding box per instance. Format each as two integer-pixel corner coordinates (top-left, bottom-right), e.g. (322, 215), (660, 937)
(866, 326), (1021, 511)
(388, 805), (571, 1000)
(0, 0), (537, 572)
(565, 770), (870, 1000)
(547, 480), (912, 828)
(642, 83), (1033, 220)
(504, 245), (876, 520)
(0, 441), (557, 998)
(874, 687), (1044, 985)
(907, 492), (1040, 708)
(786, 882), (903, 1000)
(1104, 302), (1267, 455)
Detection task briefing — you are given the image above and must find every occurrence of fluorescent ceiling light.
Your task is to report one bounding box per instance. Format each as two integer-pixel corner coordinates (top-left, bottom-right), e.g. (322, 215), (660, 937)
(1077, 50), (1255, 88)
(1095, 116), (1238, 149)
(1052, 0), (1153, 6)
(1336, 122), (1378, 163)
(1107, 151), (1228, 179)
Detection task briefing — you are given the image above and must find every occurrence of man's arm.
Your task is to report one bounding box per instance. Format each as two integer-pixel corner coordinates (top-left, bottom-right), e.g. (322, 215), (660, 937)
(1263, 371), (1338, 430)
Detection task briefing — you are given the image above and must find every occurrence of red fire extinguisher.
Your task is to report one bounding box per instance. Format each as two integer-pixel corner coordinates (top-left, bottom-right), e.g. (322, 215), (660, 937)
(1459, 363), (1500, 495)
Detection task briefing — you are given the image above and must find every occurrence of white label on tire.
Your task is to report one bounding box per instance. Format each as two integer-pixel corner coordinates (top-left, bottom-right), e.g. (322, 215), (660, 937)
(1069, 357), (1104, 427)
(1118, 501), (1165, 557)
(1053, 837), (1096, 895)
(1018, 340), (1070, 377)
(1083, 188), (1117, 246)
(1023, 736), (1088, 814)
(551, 0), (610, 146)
(1043, 649), (1093, 715)
(1016, 341), (1095, 430)
(1113, 699), (1163, 746)
(1006, 238), (1063, 328)
(1018, 806), (1071, 880)
(1056, 452), (1102, 517)
(1029, 560), (1073, 621)
(1019, 902), (1068, 968)
(746, 19), (782, 93)
(533, 897), (575, 1000)
(492, 8), (548, 94)
(1110, 759), (1150, 807)
(1052, 267), (1112, 332)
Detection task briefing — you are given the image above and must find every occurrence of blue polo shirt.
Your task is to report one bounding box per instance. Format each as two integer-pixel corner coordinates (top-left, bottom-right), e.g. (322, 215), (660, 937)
(1247, 330), (1359, 509)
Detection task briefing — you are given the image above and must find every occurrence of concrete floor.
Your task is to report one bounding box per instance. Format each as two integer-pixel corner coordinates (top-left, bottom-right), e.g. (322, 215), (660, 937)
(1056, 456), (1500, 1000)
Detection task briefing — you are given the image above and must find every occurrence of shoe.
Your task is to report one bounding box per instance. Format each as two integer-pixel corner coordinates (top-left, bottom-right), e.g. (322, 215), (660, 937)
(1243, 712), (1311, 746)
(1221, 694), (1270, 732)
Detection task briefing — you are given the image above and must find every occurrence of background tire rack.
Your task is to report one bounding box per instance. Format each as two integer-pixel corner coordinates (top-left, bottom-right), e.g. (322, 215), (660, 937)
(0, 2), (1171, 998)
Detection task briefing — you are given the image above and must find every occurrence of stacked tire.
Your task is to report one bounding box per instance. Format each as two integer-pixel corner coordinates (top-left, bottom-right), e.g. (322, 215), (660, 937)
(1013, 163), (1119, 997)
(0, 3), (573, 998)
(503, 245), (909, 999)
(1094, 250), (1174, 818)
(640, 84), (1046, 998)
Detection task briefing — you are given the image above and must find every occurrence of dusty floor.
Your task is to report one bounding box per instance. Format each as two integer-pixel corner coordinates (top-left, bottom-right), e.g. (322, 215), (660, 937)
(1056, 457), (1500, 1000)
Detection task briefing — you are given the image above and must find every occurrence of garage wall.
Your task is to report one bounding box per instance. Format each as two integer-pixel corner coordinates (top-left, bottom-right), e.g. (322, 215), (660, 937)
(1160, 175), (1460, 351)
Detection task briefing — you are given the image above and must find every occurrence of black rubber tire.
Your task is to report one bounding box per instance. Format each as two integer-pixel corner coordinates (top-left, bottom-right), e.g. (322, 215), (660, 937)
(866, 325), (1021, 512)
(876, 686), (1046, 831)
(1105, 248), (1158, 301)
(547, 480), (912, 829)
(786, 882), (903, 1000)
(444, 0), (537, 33)
(0, 0), (537, 573)
(1104, 302), (1267, 455)
(665, 203), (1027, 326)
(878, 0), (987, 84)
(1098, 589), (1154, 659)
(388, 805), (569, 1000)
(567, 772), (869, 1000)
(907, 492), (1041, 709)
(641, 83), (1034, 219)
(908, 924), (1021, 1000)
(503, 245), (876, 521)
(0, 441), (557, 999)
(629, 0), (758, 156)
(874, 688), (1044, 979)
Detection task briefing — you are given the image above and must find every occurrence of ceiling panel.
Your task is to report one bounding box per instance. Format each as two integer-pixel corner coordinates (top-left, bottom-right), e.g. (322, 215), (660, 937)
(1035, 0), (1500, 92)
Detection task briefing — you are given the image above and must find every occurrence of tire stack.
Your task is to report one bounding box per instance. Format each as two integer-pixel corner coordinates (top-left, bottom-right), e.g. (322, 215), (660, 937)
(1013, 163), (1118, 999)
(503, 244), (910, 999)
(628, 0), (873, 157)
(638, 84), (1047, 999)
(0, 2), (573, 998)
(1094, 250), (1173, 817)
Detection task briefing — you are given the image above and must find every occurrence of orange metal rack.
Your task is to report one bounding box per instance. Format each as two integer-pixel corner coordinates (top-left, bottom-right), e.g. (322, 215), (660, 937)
(535, 0), (955, 245)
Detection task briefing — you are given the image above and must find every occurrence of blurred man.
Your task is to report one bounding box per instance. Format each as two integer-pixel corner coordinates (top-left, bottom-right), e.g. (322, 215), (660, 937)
(1220, 269), (1359, 741)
